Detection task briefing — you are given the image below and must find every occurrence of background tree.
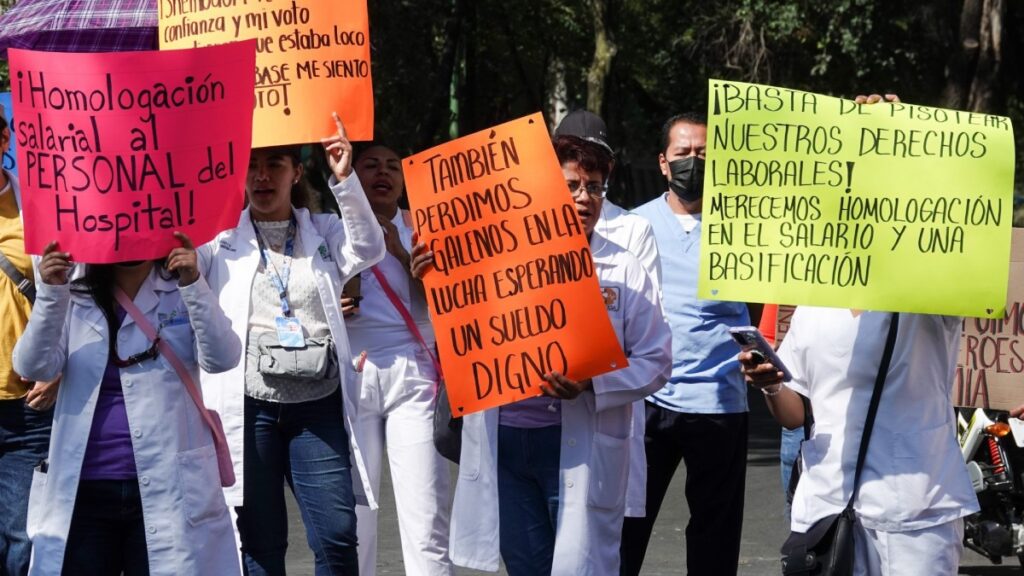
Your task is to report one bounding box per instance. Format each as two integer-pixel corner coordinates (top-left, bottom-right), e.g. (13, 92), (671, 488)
(363, 0), (1022, 210)
(0, 0), (1019, 212)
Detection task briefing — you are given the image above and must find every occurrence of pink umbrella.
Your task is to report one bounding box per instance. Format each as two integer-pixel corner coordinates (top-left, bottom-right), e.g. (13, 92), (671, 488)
(0, 0), (156, 58)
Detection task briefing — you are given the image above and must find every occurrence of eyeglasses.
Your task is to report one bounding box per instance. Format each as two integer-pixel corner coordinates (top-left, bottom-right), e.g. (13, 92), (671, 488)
(566, 179), (607, 199)
(112, 337), (161, 368)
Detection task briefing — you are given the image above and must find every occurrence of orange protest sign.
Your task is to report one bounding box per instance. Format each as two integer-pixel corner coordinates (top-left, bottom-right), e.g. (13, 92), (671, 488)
(9, 43), (255, 263)
(404, 113), (628, 416)
(159, 0), (372, 146)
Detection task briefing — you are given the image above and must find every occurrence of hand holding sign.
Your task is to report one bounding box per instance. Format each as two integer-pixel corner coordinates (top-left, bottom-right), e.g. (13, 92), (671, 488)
(855, 94), (901, 105)
(167, 232), (199, 287)
(409, 232), (434, 280)
(540, 372), (592, 400)
(39, 242), (72, 286)
(322, 112), (354, 180)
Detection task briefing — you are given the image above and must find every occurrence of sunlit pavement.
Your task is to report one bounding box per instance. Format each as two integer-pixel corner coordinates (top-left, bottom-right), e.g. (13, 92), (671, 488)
(283, 397), (1012, 574)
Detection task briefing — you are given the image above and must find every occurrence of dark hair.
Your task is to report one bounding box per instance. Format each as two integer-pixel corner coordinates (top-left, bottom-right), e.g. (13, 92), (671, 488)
(353, 141), (401, 164)
(660, 112), (707, 153)
(552, 135), (612, 180)
(72, 261), (174, 357)
(259, 144), (302, 164)
(0, 114), (7, 132)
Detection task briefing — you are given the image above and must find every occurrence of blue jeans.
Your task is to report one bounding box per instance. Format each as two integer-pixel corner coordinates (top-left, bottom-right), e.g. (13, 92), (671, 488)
(780, 426), (803, 519)
(497, 425), (561, 576)
(236, 389), (358, 576)
(63, 480), (149, 576)
(0, 398), (52, 576)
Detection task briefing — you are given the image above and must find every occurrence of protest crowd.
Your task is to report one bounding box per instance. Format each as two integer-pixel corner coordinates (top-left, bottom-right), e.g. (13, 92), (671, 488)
(0, 3), (1021, 576)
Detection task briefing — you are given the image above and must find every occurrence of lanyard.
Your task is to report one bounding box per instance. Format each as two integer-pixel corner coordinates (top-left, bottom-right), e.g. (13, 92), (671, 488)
(251, 215), (297, 316)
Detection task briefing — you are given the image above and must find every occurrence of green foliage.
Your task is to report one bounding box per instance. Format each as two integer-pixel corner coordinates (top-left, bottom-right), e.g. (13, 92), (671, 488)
(366, 0), (1022, 202)
(0, 0), (1018, 201)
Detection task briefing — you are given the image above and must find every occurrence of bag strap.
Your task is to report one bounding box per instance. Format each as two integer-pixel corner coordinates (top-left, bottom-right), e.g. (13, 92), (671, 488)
(369, 265), (443, 380)
(848, 312), (900, 508)
(113, 287), (221, 436)
(0, 250), (34, 304)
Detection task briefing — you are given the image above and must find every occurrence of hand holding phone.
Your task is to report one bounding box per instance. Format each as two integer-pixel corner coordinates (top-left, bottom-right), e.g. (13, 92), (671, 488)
(729, 326), (793, 382)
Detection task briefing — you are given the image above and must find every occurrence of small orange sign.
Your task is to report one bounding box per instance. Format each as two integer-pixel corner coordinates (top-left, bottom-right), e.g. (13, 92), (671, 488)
(159, 0), (373, 146)
(404, 113), (628, 416)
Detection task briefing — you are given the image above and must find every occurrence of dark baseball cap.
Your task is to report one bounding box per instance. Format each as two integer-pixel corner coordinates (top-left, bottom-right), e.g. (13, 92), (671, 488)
(554, 110), (613, 155)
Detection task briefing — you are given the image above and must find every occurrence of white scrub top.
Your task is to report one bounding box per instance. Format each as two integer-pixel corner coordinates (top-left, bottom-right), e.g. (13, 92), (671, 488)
(778, 307), (978, 533)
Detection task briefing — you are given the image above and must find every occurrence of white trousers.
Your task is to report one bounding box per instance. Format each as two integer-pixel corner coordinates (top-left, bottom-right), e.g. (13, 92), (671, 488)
(854, 518), (964, 576)
(354, 344), (454, 576)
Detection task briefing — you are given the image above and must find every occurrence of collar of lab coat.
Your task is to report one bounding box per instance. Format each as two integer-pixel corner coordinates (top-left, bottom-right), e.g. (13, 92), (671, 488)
(589, 229), (613, 259)
(71, 266), (180, 335)
(230, 204), (322, 261)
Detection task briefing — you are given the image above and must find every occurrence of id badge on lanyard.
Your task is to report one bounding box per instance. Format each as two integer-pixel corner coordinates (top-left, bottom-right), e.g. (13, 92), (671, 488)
(253, 216), (305, 349)
(275, 316), (304, 348)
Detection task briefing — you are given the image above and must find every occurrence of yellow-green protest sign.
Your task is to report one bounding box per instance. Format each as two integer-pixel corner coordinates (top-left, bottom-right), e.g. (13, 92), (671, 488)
(699, 79), (1015, 318)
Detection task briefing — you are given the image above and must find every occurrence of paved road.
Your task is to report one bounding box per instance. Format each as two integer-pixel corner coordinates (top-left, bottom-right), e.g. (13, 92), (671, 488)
(282, 398), (1018, 574)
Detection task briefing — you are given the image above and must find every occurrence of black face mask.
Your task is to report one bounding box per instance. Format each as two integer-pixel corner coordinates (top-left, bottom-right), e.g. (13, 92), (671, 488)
(667, 157), (705, 202)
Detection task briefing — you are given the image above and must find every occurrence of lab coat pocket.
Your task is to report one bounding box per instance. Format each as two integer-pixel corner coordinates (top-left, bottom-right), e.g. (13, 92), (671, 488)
(177, 443), (227, 526)
(588, 433), (628, 510)
(26, 467), (47, 537)
(159, 322), (197, 366)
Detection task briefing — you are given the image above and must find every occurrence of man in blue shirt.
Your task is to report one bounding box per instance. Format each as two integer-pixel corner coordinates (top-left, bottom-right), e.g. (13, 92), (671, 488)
(622, 112), (760, 576)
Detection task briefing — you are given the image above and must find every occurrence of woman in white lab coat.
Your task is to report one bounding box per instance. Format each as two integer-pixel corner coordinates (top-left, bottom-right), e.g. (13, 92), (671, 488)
(13, 235), (242, 576)
(346, 144), (454, 576)
(413, 136), (672, 575)
(196, 114), (385, 575)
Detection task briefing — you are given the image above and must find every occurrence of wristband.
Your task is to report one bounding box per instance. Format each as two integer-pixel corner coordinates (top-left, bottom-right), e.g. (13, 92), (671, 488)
(761, 383), (783, 397)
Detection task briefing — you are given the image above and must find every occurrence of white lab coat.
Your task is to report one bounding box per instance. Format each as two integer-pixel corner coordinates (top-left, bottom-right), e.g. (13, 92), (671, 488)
(449, 234), (672, 574)
(13, 272), (243, 576)
(348, 209), (453, 576)
(597, 200), (660, 290)
(197, 175), (386, 508)
(598, 199), (662, 518)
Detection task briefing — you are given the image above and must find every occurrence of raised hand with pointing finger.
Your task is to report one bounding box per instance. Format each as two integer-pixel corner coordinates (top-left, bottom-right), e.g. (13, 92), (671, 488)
(321, 112), (354, 180)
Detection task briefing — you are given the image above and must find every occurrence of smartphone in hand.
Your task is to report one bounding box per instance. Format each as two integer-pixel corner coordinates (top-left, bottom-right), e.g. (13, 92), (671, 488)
(729, 326), (793, 382)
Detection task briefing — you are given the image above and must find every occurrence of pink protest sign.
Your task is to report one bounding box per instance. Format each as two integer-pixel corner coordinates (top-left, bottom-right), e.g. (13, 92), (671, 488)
(9, 42), (255, 263)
